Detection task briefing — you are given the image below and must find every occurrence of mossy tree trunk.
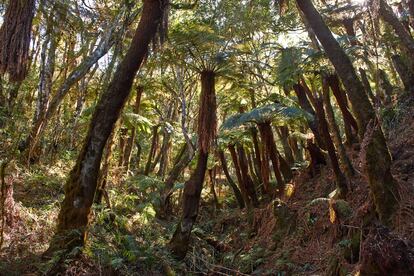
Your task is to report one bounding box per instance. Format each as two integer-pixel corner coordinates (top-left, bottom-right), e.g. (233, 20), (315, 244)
(169, 70), (217, 260)
(296, 0), (399, 225)
(46, 0), (168, 255)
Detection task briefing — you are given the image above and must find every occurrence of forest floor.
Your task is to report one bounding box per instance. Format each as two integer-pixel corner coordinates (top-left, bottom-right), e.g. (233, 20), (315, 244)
(0, 94), (413, 275)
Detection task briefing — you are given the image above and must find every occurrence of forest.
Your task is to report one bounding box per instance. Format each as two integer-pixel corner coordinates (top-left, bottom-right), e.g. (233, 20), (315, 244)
(0, 0), (413, 275)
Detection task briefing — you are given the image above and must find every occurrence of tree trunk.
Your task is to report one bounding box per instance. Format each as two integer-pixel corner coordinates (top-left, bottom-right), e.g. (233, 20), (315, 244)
(378, 0), (414, 60)
(322, 76), (355, 179)
(359, 68), (377, 104)
(250, 127), (263, 184)
(46, 0), (168, 255)
(217, 150), (244, 209)
(25, 27), (118, 161)
(237, 145), (259, 207)
(314, 92), (348, 198)
(0, 0), (36, 81)
(258, 122), (284, 195)
(144, 125), (159, 175)
(276, 126), (295, 165)
(293, 83), (326, 149)
(228, 145), (251, 207)
(123, 86), (144, 172)
(169, 70), (217, 260)
(391, 54), (414, 93)
(158, 143), (195, 219)
(296, 0), (374, 136)
(326, 74), (358, 144)
(296, 0), (399, 225)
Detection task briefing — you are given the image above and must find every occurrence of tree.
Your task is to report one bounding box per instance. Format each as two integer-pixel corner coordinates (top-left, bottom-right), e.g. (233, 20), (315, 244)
(46, 0), (169, 255)
(0, 0), (36, 82)
(296, 0), (399, 226)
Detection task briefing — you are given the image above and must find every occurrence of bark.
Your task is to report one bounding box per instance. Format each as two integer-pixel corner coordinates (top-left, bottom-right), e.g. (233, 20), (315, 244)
(144, 125), (159, 175)
(258, 122), (284, 195)
(378, 0), (414, 60)
(296, 0), (398, 224)
(95, 127), (116, 208)
(391, 54), (414, 92)
(217, 150), (244, 209)
(322, 76), (355, 179)
(293, 83), (326, 149)
(359, 68), (377, 104)
(228, 145), (251, 208)
(158, 143), (195, 219)
(314, 95), (348, 197)
(122, 86), (143, 172)
(46, 0), (168, 255)
(378, 69), (393, 105)
(118, 127), (129, 167)
(237, 145), (258, 206)
(297, 0), (374, 137)
(169, 70), (217, 260)
(0, 0), (36, 81)
(276, 126), (295, 165)
(326, 74), (359, 139)
(26, 27), (118, 160)
(306, 140), (327, 177)
(250, 127), (263, 184)
(342, 18), (359, 46)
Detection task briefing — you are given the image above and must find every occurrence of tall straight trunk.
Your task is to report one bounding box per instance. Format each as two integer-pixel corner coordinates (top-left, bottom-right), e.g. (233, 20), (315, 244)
(228, 145), (251, 207)
(391, 54), (414, 93)
(314, 90), (348, 197)
(276, 126), (295, 165)
(158, 143), (196, 219)
(258, 122), (284, 195)
(122, 86), (143, 172)
(378, 0), (414, 60)
(250, 127), (263, 184)
(296, 0), (399, 225)
(296, 0), (374, 136)
(95, 127), (117, 207)
(170, 70), (217, 260)
(293, 83), (326, 149)
(118, 127), (129, 167)
(25, 28), (118, 160)
(322, 76), (355, 179)
(217, 150), (244, 209)
(46, 0), (168, 255)
(144, 125), (159, 175)
(237, 145), (258, 206)
(359, 68), (377, 104)
(0, 0), (36, 81)
(326, 74), (358, 144)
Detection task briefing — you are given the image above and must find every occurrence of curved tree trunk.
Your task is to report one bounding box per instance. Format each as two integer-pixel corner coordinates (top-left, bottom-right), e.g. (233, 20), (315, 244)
(237, 145), (259, 207)
(169, 70), (217, 260)
(46, 0), (168, 255)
